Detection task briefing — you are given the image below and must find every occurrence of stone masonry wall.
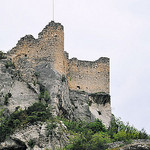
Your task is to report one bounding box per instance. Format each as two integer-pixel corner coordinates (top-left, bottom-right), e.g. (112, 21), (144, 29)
(8, 21), (66, 75)
(67, 57), (110, 94)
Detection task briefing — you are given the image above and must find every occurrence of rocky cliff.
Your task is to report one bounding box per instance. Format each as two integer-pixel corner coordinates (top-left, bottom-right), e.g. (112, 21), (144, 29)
(0, 51), (110, 149)
(0, 21), (112, 149)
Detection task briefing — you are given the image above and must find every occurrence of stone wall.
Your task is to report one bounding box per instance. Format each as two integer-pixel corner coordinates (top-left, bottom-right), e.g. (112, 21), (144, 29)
(8, 21), (66, 75)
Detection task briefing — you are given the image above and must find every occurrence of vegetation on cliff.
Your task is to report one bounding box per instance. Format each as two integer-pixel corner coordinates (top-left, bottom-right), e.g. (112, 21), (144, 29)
(0, 101), (149, 149)
(62, 116), (149, 150)
(0, 102), (51, 142)
(0, 51), (6, 59)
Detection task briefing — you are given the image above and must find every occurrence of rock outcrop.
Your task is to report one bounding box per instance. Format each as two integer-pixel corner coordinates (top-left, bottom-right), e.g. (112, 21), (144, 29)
(0, 121), (69, 150)
(0, 21), (111, 149)
(108, 139), (150, 150)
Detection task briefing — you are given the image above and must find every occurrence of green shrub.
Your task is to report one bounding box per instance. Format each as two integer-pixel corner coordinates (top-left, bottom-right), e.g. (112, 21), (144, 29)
(63, 120), (87, 133)
(4, 93), (12, 105)
(139, 128), (149, 139)
(34, 72), (40, 78)
(46, 120), (57, 136)
(0, 102), (52, 142)
(4, 94), (9, 105)
(13, 119), (21, 127)
(0, 51), (6, 59)
(63, 119), (110, 150)
(108, 115), (149, 142)
(86, 119), (106, 133)
(65, 133), (87, 150)
(62, 75), (66, 82)
(5, 60), (15, 69)
(38, 83), (50, 102)
(63, 119), (106, 134)
(7, 92), (12, 98)
(89, 132), (111, 150)
(28, 139), (36, 148)
(44, 91), (50, 102)
(65, 131), (111, 150)
(63, 116), (150, 149)
(113, 131), (127, 141)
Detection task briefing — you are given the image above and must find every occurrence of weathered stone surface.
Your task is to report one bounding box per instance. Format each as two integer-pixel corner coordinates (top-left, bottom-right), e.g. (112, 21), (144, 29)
(68, 57), (109, 94)
(123, 144), (150, 150)
(89, 93), (111, 128)
(0, 138), (27, 150)
(0, 121), (69, 150)
(108, 139), (150, 150)
(0, 59), (38, 113)
(34, 60), (74, 119)
(69, 90), (92, 121)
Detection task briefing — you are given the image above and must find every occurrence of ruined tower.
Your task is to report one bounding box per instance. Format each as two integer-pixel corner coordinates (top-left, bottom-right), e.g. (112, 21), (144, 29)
(38, 21), (66, 75)
(9, 21), (66, 75)
(8, 21), (111, 127)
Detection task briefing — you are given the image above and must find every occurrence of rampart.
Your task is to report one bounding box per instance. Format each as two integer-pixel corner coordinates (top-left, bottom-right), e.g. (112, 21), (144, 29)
(8, 21), (110, 94)
(67, 57), (109, 94)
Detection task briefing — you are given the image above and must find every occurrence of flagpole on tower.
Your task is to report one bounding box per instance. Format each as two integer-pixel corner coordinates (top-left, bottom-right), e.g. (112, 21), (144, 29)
(52, 0), (54, 21)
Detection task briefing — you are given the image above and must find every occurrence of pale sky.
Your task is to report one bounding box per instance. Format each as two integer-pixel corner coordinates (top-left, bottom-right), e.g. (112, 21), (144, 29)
(0, 0), (150, 134)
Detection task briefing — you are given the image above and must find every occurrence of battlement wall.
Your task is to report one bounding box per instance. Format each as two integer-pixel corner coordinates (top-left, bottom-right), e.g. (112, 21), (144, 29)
(67, 57), (110, 94)
(8, 21), (66, 75)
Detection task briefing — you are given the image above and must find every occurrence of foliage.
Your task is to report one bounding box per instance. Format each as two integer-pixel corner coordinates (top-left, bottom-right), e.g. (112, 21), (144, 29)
(34, 72), (40, 78)
(7, 92), (12, 98)
(0, 51), (6, 59)
(38, 83), (50, 102)
(62, 75), (66, 82)
(63, 116), (150, 150)
(63, 119), (110, 150)
(89, 132), (111, 150)
(0, 98), (149, 149)
(44, 91), (50, 102)
(86, 119), (106, 133)
(46, 119), (58, 136)
(4, 94), (9, 105)
(108, 115), (149, 142)
(64, 131), (111, 150)
(28, 139), (36, 148)
(0, 102), (52, 142)
(4, 93), (12, 105)
(5, 60), (15, 69)
(139, 128), (149, 139)
(63, 119), (106, 134)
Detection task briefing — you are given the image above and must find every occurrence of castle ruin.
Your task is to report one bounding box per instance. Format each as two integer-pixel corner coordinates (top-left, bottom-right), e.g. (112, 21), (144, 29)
(6, 21), (111, 127)
(8, 21), (110, 94)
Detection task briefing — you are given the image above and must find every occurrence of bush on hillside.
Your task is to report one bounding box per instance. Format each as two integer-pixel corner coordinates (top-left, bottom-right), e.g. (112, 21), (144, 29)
(0, 102), (52, 142)
(0, 51), (6, 59)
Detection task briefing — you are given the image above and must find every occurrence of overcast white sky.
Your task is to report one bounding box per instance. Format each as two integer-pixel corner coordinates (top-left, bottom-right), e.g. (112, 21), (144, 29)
(0, 0), (150, 134)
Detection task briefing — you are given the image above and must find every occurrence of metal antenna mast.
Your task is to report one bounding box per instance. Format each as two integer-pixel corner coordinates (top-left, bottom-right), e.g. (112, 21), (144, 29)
(52, 0), (54, 21)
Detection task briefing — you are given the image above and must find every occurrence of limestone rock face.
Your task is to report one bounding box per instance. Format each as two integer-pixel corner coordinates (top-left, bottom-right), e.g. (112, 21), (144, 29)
(89, 93), (111, 128)
(0, 138), (27, 150)
(108, 139), (150, 150)
(123, 144), (150, 150)
(69, 90), (92, 121)
(0, 55), (111, 149)
(0, 59), (38, 113)
(0, 121), (69, 150)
